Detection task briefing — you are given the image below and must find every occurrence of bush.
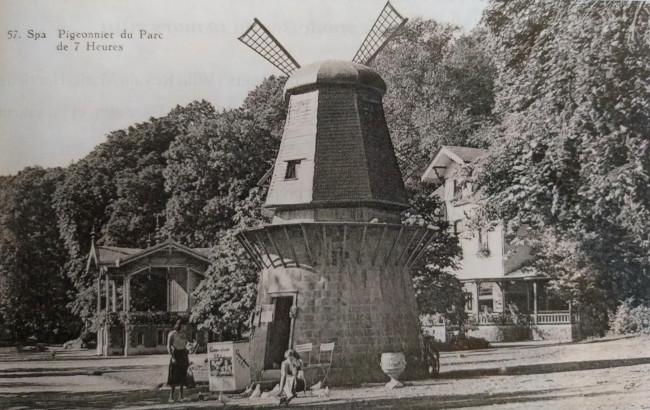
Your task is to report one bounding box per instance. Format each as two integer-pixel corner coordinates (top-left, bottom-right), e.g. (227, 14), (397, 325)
(425, 333), (491, 352)
(90, 311), (190, 331)
(447, 334), (491, 351)
(609, 298), (650, 335)
(80, 329), (97, 348)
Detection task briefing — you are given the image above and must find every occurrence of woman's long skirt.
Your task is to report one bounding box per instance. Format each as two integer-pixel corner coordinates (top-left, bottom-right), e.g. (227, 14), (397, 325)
(167, 349), (189, 387)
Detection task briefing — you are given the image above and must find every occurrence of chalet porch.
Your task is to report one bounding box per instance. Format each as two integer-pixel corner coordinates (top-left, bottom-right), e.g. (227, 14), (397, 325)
(422, 276), (580, 343)
(87, 238), (211, 356)
(465, 277), (579, 342)
(465, 310), (580, 342)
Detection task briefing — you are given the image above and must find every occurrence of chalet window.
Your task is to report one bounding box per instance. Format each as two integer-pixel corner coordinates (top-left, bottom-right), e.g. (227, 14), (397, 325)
(453, 220), (464, 235)
(477, 228), (490, 257)
(478, 283), (493, 297)
(284, 159), (301, 180)
(452, 179), (459, 199)
(157, 329), (166, 345)
(478, 229), (489, 249)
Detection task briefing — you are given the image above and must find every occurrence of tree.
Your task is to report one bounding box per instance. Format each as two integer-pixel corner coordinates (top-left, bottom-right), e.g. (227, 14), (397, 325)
(402, 184), (464, 325)
(163, 76), (286, 246)
(190, 187), (268, 340)
(476, 0), (650, 334)
(0, 167), (79, 342)
(373, 19), (497, 181)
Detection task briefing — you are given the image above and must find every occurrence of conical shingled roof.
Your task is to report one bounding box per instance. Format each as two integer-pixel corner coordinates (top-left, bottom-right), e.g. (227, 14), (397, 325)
(264, 60), (409, 216)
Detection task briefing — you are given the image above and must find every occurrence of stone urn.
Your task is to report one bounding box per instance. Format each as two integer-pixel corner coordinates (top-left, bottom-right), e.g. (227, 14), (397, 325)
(380, 352), (406, 389)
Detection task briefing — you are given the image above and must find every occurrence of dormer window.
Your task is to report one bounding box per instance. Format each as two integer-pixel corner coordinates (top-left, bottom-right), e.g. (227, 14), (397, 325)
(284, 159), (301, 180)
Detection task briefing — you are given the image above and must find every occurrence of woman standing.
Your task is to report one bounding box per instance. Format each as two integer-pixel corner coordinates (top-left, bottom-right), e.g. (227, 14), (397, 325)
(167, 319), (189, 402)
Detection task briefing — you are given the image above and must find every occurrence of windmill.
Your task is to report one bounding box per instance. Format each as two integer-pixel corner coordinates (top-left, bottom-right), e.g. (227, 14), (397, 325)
(236, 2), (433, 386)
(238, 1), (407, 73)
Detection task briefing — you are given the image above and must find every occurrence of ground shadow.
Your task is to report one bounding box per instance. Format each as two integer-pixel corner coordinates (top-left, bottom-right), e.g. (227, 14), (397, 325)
(1, 389), (169, 409)
(0, 385), (627, 409)
(298, 388), (625, 409)
(0, 364), (159, 378)
(439, 356), (650, 379)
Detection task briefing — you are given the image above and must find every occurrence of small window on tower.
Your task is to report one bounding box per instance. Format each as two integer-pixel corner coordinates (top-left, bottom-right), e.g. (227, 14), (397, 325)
(285, 159), (301, 180)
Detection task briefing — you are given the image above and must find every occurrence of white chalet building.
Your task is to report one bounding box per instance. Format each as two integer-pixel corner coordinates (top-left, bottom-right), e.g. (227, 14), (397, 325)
(421, 146), (579, 342)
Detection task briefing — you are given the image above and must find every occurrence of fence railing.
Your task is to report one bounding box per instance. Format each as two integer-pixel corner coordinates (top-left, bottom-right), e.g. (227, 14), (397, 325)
(466, 311), (579, 325)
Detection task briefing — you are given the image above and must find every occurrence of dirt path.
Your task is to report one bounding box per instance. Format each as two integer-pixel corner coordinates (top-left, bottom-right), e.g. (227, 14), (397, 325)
(1, 335), (649, 409)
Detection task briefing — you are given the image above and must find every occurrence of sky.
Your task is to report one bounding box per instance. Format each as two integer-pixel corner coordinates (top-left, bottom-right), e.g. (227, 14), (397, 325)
(0, 0), (486, 176)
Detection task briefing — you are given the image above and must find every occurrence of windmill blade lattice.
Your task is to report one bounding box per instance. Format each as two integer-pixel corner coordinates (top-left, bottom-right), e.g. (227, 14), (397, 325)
(238, 18), (301, 76)
(353, 1), (408, 65)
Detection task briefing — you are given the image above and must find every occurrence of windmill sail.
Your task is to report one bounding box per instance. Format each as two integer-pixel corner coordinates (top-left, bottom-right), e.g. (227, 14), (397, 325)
(352, 1), (408, 65)
(238, 18), (301, 76)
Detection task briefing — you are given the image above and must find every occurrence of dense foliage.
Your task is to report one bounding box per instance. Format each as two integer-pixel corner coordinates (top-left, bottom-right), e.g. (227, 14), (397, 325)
(476, 0), (650, 335)
(374, 19), (496, 181)
(402, 185), (464, 325)
(608, 298), (650, 336)
(0, 168), (78, 342)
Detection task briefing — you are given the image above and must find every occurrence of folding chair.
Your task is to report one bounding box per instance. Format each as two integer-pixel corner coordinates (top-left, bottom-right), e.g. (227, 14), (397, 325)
(315, 342), (335, 386)
(294, 343), (313, 395)
(294, 343), (313, 367)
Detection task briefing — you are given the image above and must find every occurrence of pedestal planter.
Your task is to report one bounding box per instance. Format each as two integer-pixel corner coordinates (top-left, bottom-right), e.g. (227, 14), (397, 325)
(380, 352), (406, 389)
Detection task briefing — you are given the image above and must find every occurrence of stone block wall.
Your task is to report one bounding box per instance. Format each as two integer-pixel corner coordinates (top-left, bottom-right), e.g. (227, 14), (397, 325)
(249, 260), (421, 385)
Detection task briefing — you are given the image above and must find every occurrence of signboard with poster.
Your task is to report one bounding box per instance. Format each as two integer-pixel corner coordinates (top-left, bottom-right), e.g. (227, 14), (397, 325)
(207, 341), (251, 392)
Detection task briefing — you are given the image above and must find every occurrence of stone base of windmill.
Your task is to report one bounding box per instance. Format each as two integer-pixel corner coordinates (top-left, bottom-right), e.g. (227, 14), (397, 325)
(381, 352), (406, 389)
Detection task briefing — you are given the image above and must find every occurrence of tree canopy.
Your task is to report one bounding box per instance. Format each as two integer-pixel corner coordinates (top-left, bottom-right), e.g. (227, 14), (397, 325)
(373, 18), (496, 182)
(476, 0), (650, 334)
(0, 167), (78, 342)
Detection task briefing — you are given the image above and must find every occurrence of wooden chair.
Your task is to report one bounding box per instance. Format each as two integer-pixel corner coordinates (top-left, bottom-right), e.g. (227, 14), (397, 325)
(315, 342), (335, 386)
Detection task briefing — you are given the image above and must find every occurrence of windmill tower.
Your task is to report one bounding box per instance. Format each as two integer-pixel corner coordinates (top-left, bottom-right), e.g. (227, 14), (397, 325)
(237, 2), (434, 385)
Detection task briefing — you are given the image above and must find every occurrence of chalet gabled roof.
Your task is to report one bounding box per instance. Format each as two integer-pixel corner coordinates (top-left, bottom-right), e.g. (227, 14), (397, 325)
(118, 239), (211, 267)
(421, 146), (488, 184)
(97, 246), (141, 265)
(87, 238), (211, 271)
(444, 146), (487, 163)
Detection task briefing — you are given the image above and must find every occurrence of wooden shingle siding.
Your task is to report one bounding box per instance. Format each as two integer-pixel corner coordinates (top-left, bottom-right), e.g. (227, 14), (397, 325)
(313, 89), (372, 202)
(266, 91), (318, 207)
(357, 96), (408, 205)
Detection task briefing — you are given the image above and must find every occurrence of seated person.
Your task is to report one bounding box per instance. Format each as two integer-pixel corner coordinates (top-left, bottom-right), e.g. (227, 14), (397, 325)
(278, 349), (306, 405)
